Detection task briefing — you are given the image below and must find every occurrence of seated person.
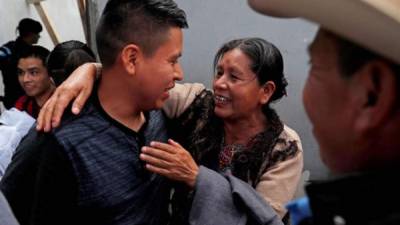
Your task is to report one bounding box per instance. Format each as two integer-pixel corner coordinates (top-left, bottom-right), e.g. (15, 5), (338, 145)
(14, 46), (54, 118)
(0, 18), (43, 109)
(0, 41), (96, 179)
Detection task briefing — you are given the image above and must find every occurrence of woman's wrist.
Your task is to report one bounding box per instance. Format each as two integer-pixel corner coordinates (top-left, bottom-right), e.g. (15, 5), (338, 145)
(186, 166), (199, 188)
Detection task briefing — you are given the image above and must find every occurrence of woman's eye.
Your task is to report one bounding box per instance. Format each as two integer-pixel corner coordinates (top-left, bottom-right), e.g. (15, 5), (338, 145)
(230, 74), (239, 80)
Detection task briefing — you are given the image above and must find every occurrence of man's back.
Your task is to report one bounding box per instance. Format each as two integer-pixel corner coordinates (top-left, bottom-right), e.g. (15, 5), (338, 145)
(0, 93), (171, 225)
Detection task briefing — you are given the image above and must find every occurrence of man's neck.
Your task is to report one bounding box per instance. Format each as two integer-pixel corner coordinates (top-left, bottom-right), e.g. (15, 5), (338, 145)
(98, 68), (146, 132)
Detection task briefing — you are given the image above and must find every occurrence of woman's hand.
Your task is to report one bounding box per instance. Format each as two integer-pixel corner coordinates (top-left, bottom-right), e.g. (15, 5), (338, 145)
(140, 139), (199, 188)
(36, 63), (98, 132)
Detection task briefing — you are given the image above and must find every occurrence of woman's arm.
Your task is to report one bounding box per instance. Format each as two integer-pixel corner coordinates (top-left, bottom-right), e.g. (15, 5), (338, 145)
(163, 83), (205, 118)
(255, 126), (304, 218)
(36, 62), (206, 131)
(36, 63), (99, 131)
(256, 150), (303, 218)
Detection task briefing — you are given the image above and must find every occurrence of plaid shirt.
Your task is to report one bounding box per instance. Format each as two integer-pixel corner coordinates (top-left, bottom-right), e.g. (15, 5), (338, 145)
(1, 94), (171, 225)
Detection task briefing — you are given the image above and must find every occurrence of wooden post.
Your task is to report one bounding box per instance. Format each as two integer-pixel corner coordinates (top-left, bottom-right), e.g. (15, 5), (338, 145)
(77, 0), (88, 43)
(26, 0), (60, 45)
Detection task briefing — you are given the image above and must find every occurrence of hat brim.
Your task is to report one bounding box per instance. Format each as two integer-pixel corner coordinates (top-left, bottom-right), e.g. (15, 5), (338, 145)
(248, 0), (400, 64)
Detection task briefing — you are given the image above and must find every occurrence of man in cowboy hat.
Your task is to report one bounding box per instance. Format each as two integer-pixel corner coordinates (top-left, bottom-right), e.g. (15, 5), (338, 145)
(247, 0), (400, 224)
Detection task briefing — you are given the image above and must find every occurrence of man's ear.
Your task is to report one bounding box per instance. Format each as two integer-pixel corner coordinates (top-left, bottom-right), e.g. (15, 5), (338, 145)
(354, 60), (397, 132)
(259, 81), (276, 105)
(120, 44), (139, 75)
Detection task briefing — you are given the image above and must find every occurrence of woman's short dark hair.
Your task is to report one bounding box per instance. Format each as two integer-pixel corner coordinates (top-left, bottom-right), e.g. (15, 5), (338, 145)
(96, 0), (188, 67)
(17, 18), (43, 37)
(213, 37), (288, 103)
(47, 40), (96, 86)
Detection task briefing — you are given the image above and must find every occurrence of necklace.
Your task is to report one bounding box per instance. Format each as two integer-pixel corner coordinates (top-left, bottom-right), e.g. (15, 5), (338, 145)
(219, 138), (246, 172)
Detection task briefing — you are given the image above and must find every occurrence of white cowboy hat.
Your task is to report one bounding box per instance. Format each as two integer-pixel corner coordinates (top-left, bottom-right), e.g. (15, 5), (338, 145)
(247, 0), (400, 64)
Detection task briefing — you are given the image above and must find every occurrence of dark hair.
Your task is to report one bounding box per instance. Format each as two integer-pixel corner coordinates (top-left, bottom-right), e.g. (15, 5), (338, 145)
(332, 33), (400, 78)
(47, 40), (96, 86)
(96, 0), (188, 67)
(18, 45), (50, 66)
(17, 18), (43, 36)
(213, 37), (288, 103)
(329, 32), (400, 101)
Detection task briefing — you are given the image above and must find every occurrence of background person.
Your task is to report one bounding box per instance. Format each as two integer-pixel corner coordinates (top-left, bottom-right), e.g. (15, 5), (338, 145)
(14, 45), (54, 119)
(0, 18), (43, 109)
(0, 40), (96, 179)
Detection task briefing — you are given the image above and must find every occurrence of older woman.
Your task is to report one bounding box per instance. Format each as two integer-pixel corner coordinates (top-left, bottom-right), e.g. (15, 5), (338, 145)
(37, 38), (303, 223)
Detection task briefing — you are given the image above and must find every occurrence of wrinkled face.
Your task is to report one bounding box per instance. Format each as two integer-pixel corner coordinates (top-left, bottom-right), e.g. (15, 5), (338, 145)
(213, 48), (268, 121)
(134, 27), (184, 110)
(303, 30), (358, 172)
(17, 57), (53, 98)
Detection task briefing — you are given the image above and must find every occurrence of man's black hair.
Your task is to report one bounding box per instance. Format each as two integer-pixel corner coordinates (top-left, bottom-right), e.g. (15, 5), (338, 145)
(18, 45), (50, 66)
(17, 18), (43, 37)
(96, 0), (188, 67)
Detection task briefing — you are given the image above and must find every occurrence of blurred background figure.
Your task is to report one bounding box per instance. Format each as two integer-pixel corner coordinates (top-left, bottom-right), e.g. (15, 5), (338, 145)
(0, 18), (43, 109)
(14, 45), (53, 119)
(47, 40), (96, 86)
(0, 40), (95, 180)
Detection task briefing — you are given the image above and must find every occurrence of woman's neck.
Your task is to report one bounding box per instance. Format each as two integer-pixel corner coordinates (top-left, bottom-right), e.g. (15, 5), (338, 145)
(223, 112), (268, 145)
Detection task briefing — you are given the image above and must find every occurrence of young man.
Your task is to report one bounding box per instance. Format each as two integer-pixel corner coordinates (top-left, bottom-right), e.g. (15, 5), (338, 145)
(0, 1), (187, 225)
(15, 45), (54, 118)
(0, 18), (43, 109)
(248, 0), (400, 224)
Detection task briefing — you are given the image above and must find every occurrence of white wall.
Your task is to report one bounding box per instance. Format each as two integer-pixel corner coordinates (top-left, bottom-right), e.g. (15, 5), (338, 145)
(0, 0), (86, 110)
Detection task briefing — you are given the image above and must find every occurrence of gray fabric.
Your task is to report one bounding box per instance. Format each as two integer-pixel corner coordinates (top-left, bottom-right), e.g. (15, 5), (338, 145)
(189, 166), (283, 225)
(0, 191), (19, 225)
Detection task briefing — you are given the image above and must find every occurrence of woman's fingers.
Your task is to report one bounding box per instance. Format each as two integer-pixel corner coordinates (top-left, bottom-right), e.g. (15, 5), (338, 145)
(141, 146), (175, 164)
(71, 82), (92, 115)
(140, 142), (199, 188)
(168, 139), (183, 148)
(36, 93), (57, 132)
(144, 164), (170, 177)
(149, 141), (178, 154)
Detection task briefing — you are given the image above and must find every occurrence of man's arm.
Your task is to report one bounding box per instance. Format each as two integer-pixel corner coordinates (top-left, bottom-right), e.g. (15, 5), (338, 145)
(0, 131), (79, 225)
(29, 134), (79, 225)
